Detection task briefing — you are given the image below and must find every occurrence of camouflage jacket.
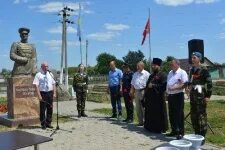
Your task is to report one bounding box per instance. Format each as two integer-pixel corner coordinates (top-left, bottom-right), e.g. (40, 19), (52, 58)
(189, 65), (212, 98)
(73, 73), (88, 92)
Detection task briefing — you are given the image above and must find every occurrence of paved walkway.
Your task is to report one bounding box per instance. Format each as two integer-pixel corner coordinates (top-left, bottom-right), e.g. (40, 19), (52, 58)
(18, 101), (222, 150)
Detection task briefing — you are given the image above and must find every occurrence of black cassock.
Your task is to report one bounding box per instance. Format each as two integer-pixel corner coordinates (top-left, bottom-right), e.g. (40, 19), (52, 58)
(144, 71), (168, 133)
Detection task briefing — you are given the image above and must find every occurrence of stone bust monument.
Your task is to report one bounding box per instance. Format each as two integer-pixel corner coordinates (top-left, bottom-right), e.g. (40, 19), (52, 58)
(10, 27), (37, 76)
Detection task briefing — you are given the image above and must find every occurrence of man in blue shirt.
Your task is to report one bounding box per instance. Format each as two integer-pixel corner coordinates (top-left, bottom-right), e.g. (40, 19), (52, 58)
(108, 61), (123, 118)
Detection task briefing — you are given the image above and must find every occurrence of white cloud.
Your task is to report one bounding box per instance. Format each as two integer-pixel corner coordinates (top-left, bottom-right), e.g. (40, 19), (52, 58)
(154, 0), (193, 6)
(219, 32), (225, 39)
(87, 32), (120, 41)
(195, 0), (220, 4)
(30, 2), (65, 13)
(104, 23), (130, 31)
(30, 2), (91, 14)
(181, 33), (195, 38)
(42, 40), (82, 51)
(47, 25), (77, 34)
(13, 0), (29, 4)
(0, 54), (8, 57)
(154, 0), (219, 6)
(43, 40), (61, 47)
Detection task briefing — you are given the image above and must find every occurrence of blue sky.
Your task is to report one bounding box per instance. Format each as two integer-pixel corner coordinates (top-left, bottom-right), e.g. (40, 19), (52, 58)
(0, 0), (225, 70)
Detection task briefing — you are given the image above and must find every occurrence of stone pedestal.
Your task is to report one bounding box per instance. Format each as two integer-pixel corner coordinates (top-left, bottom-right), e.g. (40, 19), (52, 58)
(0, 76), (40, 127)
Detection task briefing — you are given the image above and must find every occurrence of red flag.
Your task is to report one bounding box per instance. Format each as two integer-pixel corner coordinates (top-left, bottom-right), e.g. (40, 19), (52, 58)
(141, 18), (150, 45)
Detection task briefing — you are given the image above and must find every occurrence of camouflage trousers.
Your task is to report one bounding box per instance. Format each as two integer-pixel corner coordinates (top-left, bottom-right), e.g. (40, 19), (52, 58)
(190, 90), (207, 137)
(76, 92), (87, 111)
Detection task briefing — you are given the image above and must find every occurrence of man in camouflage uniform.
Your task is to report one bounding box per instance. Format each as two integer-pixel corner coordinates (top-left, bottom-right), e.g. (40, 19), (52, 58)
(188, 52), (212, 138)
(73, 64), (88, 118)
(10, 27), (37, 76)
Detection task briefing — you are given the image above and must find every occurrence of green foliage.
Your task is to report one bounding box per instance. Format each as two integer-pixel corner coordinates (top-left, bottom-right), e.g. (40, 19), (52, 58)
(87, 66), (97, 75)
(212, 86), (225, 95)
(68, 67), (77, 77)
(1, 68), (11, 79)
(122, 50), (145, 71)
(0, 97), (7, 104)
(87, 93), (109, 103)
(96, 53), (123, 74)
(212, 81), (225, 95)
(143, 59), (150, 72)
(161, 56), (174, 74)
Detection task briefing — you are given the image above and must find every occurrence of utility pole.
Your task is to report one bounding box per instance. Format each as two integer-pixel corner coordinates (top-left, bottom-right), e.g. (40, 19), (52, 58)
(58, 6), (74, 90)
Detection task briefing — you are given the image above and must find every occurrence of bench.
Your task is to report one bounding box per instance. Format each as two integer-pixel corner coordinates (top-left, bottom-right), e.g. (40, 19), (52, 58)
(0, 130), (52, 150)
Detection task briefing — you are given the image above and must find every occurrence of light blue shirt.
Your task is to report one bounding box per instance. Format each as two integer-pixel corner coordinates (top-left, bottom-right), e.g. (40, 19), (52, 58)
(108, 68), (123, 87)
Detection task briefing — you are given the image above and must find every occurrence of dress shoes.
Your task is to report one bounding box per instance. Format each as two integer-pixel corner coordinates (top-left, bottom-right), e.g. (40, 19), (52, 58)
(176, 134), (183, 140)
(165, 132), (177, 137)
(41, 125), (46, 130)
(110, 114), (117, 118)
(136, 123), (144, 126)
(46, 124), (54, 129)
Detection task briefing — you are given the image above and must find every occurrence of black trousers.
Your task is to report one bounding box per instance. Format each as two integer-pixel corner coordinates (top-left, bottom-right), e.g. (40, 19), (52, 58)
(40, 91), (53, 126)
(168, 92), (184, 135)
(123, 92), (133, 120)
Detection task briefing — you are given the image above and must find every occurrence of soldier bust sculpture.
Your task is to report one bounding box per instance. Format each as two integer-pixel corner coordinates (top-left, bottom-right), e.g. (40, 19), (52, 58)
(10, 27), (37, 76)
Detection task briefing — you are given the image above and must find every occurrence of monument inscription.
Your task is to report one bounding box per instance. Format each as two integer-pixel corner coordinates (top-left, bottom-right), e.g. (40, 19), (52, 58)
(15, 86), (37, 98)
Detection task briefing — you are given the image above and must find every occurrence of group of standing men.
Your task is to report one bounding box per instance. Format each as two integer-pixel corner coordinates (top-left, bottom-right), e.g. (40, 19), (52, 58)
(107, 52), (212, 141)
(11, 28), (212, 140)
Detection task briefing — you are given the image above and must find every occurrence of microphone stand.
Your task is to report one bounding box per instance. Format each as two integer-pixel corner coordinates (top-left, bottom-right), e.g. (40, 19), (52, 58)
(47, 70), (72, 137)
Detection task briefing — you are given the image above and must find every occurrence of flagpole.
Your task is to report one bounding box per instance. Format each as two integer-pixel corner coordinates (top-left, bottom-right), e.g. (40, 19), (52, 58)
(80, 39), (82, 64)
(86, 40), (88, 73)
(148, 8), (152, 73)
(85, 40), (89, 102)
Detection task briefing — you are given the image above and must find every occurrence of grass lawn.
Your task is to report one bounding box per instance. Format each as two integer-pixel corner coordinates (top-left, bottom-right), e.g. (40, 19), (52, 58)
(91, 100), (225, 147)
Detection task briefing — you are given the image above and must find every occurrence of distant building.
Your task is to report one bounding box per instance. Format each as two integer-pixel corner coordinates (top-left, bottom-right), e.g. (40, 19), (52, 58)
(179, 57), (225, 79)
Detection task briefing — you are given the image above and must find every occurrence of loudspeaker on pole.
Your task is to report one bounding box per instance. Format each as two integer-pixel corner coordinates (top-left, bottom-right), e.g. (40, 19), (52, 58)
(188, 39), (204, 64)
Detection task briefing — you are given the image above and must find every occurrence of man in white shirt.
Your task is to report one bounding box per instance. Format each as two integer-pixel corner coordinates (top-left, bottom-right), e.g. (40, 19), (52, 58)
(166, 59), (188, 139)
(130, 61), (150, 126)
(33, 62), (56, 129)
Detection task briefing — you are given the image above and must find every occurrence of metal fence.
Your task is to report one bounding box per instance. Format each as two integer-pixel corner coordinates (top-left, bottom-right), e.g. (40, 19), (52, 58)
(0, 79), (7, 97)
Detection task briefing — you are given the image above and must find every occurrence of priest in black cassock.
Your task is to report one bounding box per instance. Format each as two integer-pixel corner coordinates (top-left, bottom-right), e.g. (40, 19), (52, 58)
(143, 58), (168, 133)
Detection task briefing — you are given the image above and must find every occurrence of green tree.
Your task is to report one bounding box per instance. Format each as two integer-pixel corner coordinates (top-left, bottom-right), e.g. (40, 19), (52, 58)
(1, 68), (11, 79)
(96, 53), (123, 74)
(161, 56), (175, 74)
(122, 50), (145, 71)
(68, 67), (77, 77)
(87, 66), (97, 75)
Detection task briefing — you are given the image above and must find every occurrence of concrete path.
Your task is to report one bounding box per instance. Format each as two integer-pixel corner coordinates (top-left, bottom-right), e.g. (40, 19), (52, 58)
(17, 101), (222, 150)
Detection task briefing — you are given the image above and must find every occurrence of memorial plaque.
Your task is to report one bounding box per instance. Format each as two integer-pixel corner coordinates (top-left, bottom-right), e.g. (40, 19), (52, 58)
(15, 85), (37, 98)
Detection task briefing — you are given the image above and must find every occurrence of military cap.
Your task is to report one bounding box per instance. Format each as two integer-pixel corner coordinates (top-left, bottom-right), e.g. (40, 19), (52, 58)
(192, 51), (202, 60)
(122, 62), (130, 68)
(152, 58), (162, 66)
(18, 27), (30, 34)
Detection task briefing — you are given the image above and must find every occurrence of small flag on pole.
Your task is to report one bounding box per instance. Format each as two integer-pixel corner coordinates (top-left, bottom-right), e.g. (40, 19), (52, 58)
(141, 18), (150, 45)
(77, 3), (81, 42)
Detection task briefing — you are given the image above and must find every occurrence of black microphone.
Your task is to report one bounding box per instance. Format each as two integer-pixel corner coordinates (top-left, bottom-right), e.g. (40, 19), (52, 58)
(47, 69), (51, 72)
